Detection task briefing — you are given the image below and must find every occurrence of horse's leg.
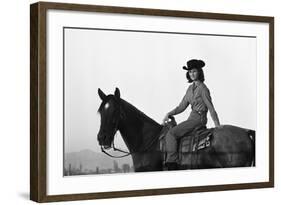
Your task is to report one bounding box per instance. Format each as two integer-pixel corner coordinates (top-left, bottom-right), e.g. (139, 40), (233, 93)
(146, 152), (164, 171)
(134, 167), (146, 172)
(134, 163), (163, 172)
(133, 152), (164, 172)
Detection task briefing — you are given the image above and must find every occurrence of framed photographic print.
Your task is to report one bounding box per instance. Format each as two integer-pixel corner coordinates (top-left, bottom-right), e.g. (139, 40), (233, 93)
(30, 1), (274, 202)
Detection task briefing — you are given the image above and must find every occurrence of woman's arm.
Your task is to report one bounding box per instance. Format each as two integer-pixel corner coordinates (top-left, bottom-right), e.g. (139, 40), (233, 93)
(168, 90), (189, 116)
(201, 87), (220, 127)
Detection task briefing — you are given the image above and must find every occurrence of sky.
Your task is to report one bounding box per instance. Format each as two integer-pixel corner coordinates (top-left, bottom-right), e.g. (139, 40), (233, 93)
(64, 27), (256, 155)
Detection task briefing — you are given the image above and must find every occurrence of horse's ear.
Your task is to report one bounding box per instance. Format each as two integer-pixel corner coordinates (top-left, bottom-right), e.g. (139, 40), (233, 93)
(114, 87), (120, 100)
(98, 88), (107, 101)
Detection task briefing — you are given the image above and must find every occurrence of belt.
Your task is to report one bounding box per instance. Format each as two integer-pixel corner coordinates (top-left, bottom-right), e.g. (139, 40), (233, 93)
(192, 109), (206, 115)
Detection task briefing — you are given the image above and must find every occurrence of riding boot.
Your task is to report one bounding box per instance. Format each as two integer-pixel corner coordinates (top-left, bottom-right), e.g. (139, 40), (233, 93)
(165, 162), (178, 170)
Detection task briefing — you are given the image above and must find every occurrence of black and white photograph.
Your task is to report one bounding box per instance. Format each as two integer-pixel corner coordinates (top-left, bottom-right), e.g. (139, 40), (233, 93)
(63, 27), (256, 176)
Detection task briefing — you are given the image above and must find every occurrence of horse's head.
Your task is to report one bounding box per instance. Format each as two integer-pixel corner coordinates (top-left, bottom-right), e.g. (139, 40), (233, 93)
(97, 87), (121, 149)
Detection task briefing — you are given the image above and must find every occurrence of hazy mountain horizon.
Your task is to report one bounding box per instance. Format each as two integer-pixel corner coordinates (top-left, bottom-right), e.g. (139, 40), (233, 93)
(64, 149), (133, 173)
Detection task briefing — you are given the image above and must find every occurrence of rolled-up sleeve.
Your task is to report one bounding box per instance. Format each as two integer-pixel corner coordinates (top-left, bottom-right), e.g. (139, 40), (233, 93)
(201, 87), (220, 126)
(168, 90), (189, 116)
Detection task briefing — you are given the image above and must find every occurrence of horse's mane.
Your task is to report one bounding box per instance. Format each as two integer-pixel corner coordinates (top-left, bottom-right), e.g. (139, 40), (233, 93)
(120, 98), (161, 128)
(97, 94), (162, 129)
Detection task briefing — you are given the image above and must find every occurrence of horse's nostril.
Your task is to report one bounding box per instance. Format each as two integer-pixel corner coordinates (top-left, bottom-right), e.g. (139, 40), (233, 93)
(98, 132), (106, 143)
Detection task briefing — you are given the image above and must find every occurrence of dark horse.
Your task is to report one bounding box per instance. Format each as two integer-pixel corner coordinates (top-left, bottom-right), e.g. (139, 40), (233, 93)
(97, 87), (255, 172)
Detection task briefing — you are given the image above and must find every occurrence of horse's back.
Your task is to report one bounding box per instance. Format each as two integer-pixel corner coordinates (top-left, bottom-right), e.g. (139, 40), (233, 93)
(160, 123), (255, 169)
(213, 125), (253, 151)
(211, 125), (255, 167)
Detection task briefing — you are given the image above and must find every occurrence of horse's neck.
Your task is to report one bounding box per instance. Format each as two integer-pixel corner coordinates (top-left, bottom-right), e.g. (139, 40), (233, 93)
(117, 101), (162, 153)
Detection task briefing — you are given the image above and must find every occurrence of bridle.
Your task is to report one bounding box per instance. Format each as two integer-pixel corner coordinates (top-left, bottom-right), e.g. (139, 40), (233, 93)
(100, 100), (161, 158)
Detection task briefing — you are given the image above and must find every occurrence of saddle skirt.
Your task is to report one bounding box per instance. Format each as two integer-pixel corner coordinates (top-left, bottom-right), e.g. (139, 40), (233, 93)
(180, 127), (214, 153)
(159, 121), (214, 168)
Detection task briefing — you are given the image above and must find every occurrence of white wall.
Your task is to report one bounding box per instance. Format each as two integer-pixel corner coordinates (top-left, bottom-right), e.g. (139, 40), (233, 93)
(0, 0), (279, 204)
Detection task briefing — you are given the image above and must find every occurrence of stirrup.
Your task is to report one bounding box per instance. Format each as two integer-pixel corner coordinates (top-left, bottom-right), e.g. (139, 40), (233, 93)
(165, 162), (178, 170)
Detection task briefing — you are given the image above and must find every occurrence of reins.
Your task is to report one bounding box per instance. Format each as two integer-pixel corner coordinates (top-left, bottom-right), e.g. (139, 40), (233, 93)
(100, 127), (131, 158)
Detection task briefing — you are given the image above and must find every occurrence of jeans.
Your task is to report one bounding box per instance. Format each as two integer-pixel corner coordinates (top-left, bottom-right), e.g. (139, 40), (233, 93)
(165, 110), (207, 163)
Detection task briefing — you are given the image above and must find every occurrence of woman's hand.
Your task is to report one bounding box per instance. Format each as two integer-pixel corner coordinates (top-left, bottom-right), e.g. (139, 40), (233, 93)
(215, 124), (224, 129)
(162, 113), (171, 125)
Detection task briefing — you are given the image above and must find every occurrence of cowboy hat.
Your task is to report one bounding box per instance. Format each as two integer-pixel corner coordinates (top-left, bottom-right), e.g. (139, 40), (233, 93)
(183, 59), (205, 70)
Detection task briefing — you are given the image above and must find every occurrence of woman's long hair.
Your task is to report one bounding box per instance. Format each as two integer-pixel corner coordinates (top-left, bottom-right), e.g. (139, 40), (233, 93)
(186, 67), (205, 83)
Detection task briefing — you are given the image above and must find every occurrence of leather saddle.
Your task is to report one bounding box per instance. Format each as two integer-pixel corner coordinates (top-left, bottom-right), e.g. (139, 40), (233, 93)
(159, 117), (214, 168)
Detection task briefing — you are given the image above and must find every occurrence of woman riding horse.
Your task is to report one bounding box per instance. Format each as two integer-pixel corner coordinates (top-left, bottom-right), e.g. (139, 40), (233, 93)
(97, 59), (254, 171)
(163, 59), (222, 170)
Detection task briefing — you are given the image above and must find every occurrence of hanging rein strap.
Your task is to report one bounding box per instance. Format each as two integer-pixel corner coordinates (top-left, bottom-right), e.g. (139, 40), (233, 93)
(101, 147), (131, 158)
(100, 122), (131, 158)
(100, 128), (160, 158)
(101, 135), (160, 158)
